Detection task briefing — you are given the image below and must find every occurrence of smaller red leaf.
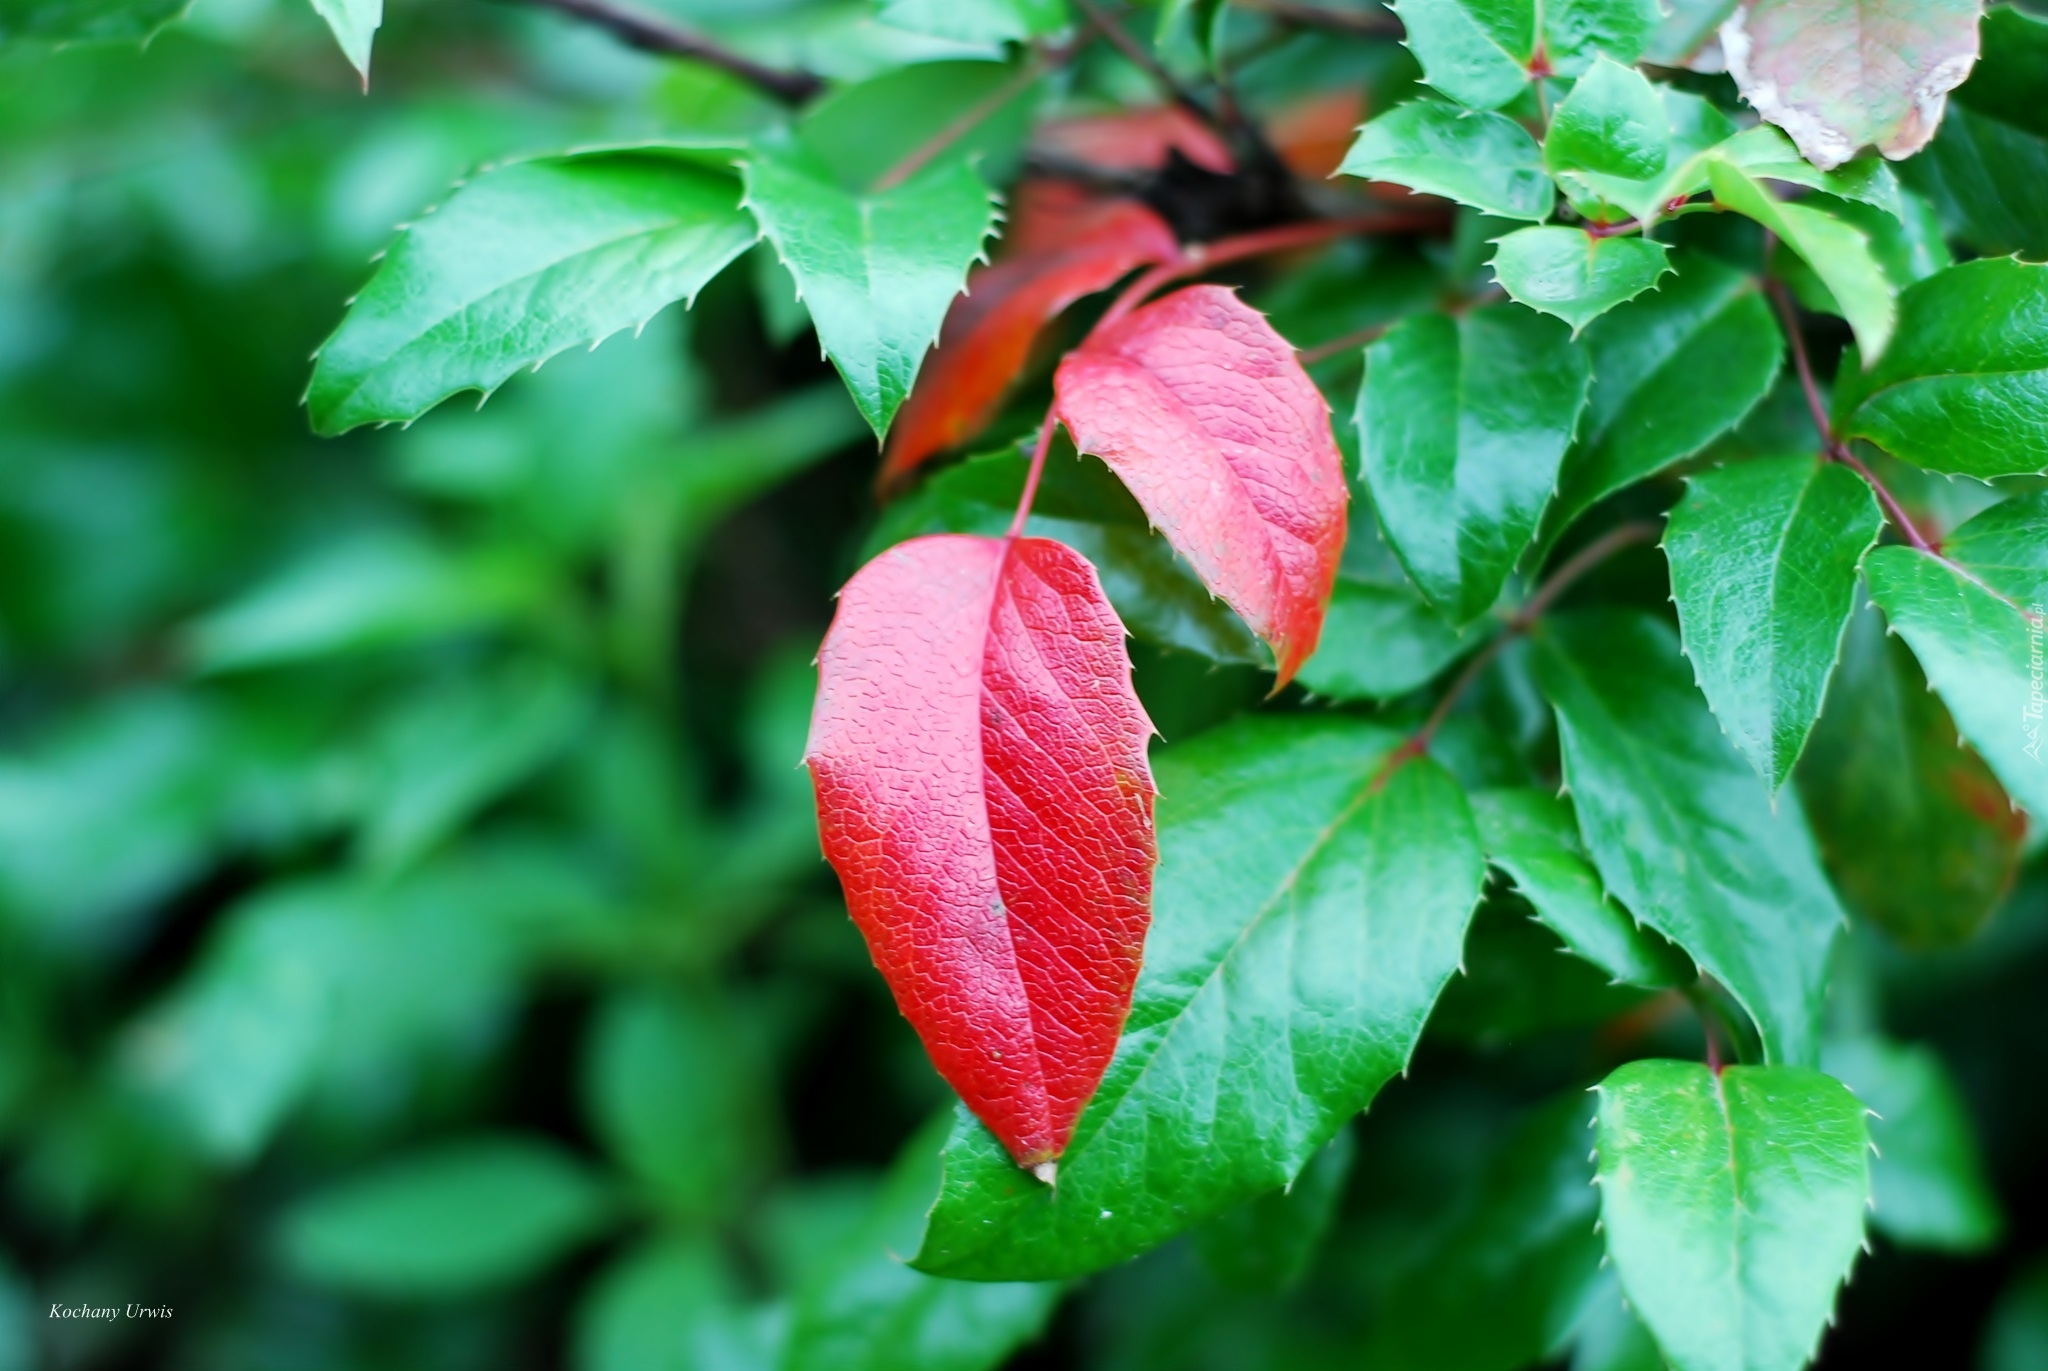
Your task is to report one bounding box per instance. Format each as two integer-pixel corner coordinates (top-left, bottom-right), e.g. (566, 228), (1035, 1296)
(1053, 285), (1347, 686)
(1032, 106), (1237, 176)
(807, 533), (1156, 1168)
(881, 198), (1178, 490)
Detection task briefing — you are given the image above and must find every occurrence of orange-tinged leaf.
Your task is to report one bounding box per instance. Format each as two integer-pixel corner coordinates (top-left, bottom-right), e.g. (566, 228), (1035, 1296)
(1053, 285), (1347, 685)
(807, 534), (1156, 1169)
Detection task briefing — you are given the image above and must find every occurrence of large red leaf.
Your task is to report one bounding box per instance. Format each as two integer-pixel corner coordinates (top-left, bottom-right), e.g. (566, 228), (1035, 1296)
(806, 533), (1156, 1170)
(881, 198), (1178, 490)
(1053, 285), (1347, 685)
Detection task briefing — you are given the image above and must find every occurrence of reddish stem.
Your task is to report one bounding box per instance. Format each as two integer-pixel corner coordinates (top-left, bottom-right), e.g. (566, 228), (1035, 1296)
(872, 55), (1061, 193)
(1008, 413), (1060, 538)
(1298, 320), (1390, 367)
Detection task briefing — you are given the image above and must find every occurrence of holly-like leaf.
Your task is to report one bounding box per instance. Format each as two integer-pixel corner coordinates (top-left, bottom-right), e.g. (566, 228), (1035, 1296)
(1720, 125), (1906, 218)
(308, 0), (379, 79)
(1541, 253), (1783, 552)
(1534, 611), (1845, 1065)
(1796, 597), (2022, 948)
(870, 447), (1264, 664)
(1945, 491), (2048, 607)
(1594, 1060), (1870, 1371)
(1544, 56), (1670, 204)
(880, 199), (1177, 488)
(0, 0), (186, 45)
(1833, 258), (2048, 478)
(746, 150), (999, 439)
(783, 1116), (1061, 1371)
(308, 152), (755, 436)
(1490, 227), (1672, 332)
(1470, 788), (1693, 987)
(806, 534), (1154, 1169)
(1053, 285), (1348, 685)
(1358, 305), (1590, 622)
(912, 716), (1485, 1281)
(1824, 1037), (2003, 1253)
(1721, 0), (1982, 169)
(1708, 160), (1897, 361)
(1664, 455), (1883, 790)
(1863, 545), (2048, 819)
(1392, 0), (1664, 110)
(1336, 99), (1556, 221)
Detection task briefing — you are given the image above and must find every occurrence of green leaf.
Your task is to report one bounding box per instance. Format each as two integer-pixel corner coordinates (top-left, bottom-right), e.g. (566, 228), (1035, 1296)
(744, 149), (998, 438)
(1646, 0), (1737, 67)
(1721, 0), (1981, 168)
(1664, 455), (1883, 790)
(1490, 228), (1671, 332)
(1719, 126), (1905, 220)
(1570, 1272), (1669, 1371)
(792, 60), (1042, 190)
(913, 716), (1485, 1281)
(1391, 0), (1663, 110)
(0, 1260), (25, 1371)
(869, 446), (1264, 665)
(575, 1238), (780, 1371)
(281, 1136), (618, 1297)
(879, 0), (1067, 44)
(1594, 1060), (1870, 1371)
(1359, 1093), (1605, 1371)
(1544, 56), (1669, 202)
(1984, 1261), (2048, 1371)
(1796, 598), (2023, 948)
(0, 0), (185, 45)
(1338, 99), (1555, 221)
(1540, 252), (1783, 553)
(1833, 258), (2048, 479)
(1191, 1129), (1355, 1293)
(582, 989), (778, 1222)
(1863, 545), (2048, 819)
(1823, 1037), (2002, 1252)
(1533, 611), (1846, 1065)
(1469, 788), (1692, 987)
(307, 151), (755, 435)
(1945, 491), (2048, 608)
(1297, 575), (1489, 702)
(1901, 104), (2048, 260)
(785, 1116), (1061, 1371)
(1708, 159), (1896, 361)
(1358, 305), (1591, 622)
(308, 0), (379, 79)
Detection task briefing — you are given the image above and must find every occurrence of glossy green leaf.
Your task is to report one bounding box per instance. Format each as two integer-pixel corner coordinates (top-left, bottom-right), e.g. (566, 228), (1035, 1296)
(282, 1136), (618, 1296)
(575, 1238), (780, 1371)
(1708, 160), (1896, 361)
(308, 0), (379, 79)
(784, 1117), (1060, 1371)
(879, 0), (1066, 44)
(1548, 87), (1740, 225)
(0, 0), (185, 45)
(1594, 1060), (1870, 1371)
(1946, 492), (2048, 608)
(1358, 305), (1590, 622)
(583, 989), (776, 1222)
(1469, 788), (1692, 987)
(1824, 1037), (2002, 1252)
(1721, 0), (1981, 169)
(1534, 611), (1845, 1065)
(1490, 227), (1671, 332)
(1719, 126), (1905, 220)
(792, 61), (1042, 190)
(1901, 104), (2048, 260)
(1360, 1093), (1605, 1371)
(308, 152), (754, 435)
(1664, 455), (1882, 790)
(870, 447), (1264, 664)
(1540, 253), (1783, 552)
(744, 149), (997, 438)
(1338, 99), (1555, 221)
(1571, 1272), (1669, 1371)
(1191, 1129), (1355, 1294)
(1834, 258), (2048, 478)
(913, 716), (1485, 1281)
(1392, 0), (1663, 109)
(1298, 575), (1488, 701)
(1864, 545), (2048, 819)
(1544, 56), (1668, 200)
(1796, 598), (2022, 948)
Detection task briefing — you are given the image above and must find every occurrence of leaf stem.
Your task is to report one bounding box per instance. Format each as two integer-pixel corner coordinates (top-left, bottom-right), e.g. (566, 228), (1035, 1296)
(1072, 0), (1215, 123)
(872, 47), (1074, 193)
(1008, 412), (1060, 538)
(1297, 320), (1390, 367)
(1763, 273), (1937, 553)
(506, 0), (823, 102)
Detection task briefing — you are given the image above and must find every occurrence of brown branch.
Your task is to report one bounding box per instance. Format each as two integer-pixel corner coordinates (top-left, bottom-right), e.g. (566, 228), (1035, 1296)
(509, 0), (823, 103)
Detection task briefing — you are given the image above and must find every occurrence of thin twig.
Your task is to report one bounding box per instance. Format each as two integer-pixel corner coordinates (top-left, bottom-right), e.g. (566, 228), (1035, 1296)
(1008, 414), (1060, 538)
(509, 0), (823, 103)
(1072, 0), (1213, 120)
(1764, 275), (1937, 553)
(1234, 0), (1403, 35)
(873, 52), (1069, 192)
(1298, 320), (1389, 367)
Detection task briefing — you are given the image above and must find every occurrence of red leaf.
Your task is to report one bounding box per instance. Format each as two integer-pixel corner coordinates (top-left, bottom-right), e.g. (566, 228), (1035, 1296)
(881, 198), (1178, 490)
(806, 533), (1156, 1168)
(1053, 285), (1347, 685)
(1032, 105), (1236, 175)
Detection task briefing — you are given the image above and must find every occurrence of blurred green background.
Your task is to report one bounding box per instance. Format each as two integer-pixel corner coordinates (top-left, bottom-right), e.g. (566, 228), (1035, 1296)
(3, 2), (2046, 1368)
